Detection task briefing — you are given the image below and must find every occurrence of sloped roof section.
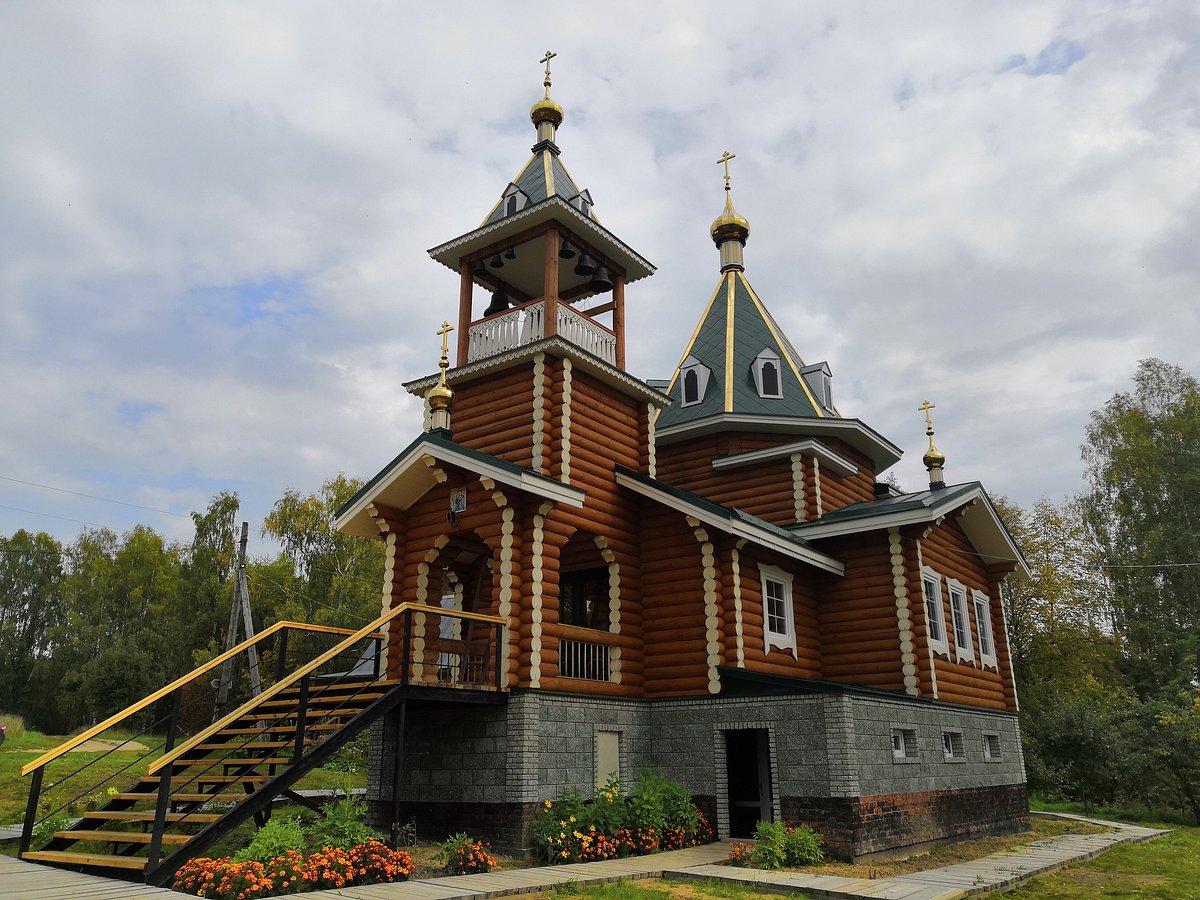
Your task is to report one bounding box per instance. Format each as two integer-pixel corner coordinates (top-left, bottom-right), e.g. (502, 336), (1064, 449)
(657, 271), (827, 428)
(480, 150), (598, 227)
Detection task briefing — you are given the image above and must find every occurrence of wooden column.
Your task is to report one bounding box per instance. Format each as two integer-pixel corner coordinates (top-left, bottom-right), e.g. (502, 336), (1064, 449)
(544, 228), (560, 338)
(457, 262), (473, 365)
(612, 272), (626, 369)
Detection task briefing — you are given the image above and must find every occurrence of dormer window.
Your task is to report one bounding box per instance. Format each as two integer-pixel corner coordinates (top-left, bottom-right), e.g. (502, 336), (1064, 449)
(502, 183), (529, 217)
(801, 362), (834, 413)
(569, 189), (593, 217)
(679, 355), (711, 407)
(751, 349), (783, 399)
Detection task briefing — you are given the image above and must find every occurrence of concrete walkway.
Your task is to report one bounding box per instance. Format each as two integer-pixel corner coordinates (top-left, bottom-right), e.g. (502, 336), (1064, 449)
(0, 814), (1169, 900)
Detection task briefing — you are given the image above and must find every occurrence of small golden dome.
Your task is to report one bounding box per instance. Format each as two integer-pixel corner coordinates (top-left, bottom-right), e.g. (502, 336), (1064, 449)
(923, 443), (946, 470)
(426, 380), (453, 411)
(710, 193), (750, 246)
(530, 97), (564, 128)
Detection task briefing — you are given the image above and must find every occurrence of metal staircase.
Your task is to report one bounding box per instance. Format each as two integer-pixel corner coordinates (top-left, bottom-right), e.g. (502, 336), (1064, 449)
(18, 603), (506, 886)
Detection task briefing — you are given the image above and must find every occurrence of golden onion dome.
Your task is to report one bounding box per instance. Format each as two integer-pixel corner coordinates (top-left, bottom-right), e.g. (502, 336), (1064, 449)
(922, 442), (946, 470)
(530, 96), (564, 128)
(426, 380), (453, 411)
(710, 193), (750, 246)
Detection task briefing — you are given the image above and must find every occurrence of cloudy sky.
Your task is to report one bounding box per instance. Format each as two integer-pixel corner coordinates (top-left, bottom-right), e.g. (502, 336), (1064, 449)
(2, 1), (1197, 552)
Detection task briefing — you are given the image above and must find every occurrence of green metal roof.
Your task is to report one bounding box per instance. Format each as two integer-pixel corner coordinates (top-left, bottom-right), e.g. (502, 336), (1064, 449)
(481, 150), (597, 227)
(656, 270), (828, 429)
(797, 482), (984, 528)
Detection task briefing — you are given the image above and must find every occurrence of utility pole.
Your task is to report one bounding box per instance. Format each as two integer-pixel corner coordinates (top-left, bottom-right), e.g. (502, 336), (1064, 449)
(214, 522), (261, 718)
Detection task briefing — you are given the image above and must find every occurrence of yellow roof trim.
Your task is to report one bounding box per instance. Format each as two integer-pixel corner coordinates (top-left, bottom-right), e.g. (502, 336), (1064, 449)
(543, 150), (555, 197)
(663, 273), (729, 397)
(478, 153), (542, 227)
(738, 272), (825, 418)
(724, 272), (735, 412)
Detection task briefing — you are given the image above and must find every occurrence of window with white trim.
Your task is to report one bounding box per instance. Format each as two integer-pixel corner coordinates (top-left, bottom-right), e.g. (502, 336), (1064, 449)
(982, 733), (1002, 761)
(942, 730), (965, 760)
(921, 567), (949, 657)
(757, 564), (796, 657)
(679, 356), (711, 407)
(892, 727), (917, 760)
(947, 579), (974, 665)
(501, 183), (529, 217)
(570, 189), (594, 217)
(973, 590), (998, 669)
(751, 349), (784, 399)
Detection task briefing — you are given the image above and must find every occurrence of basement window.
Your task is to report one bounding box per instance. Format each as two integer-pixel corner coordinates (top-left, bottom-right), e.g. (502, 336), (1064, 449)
(947, 579), (974, 665)
(983, 733), (1002, 761)
(921, 567), (949, 658)
(752, 349), (783, 399)
(942, 730), (965, 761)
(892, 728), (918, 762)
(973, 590), (998, 670)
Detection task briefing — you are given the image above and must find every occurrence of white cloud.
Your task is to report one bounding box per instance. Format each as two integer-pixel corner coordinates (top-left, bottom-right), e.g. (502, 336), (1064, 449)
(1, 0), (1198, 551)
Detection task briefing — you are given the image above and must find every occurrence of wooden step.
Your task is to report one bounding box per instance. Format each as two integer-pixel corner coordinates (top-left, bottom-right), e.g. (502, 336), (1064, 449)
(55, 829), (192, 846)
(255, 694), (383, 710)
(114, 791), (247, 803)
(220, 723), (340, 736)
(172, 775), (271, 785)
(174, 758), (292, 768)
(234, 707), (369, 722)
(195, 740), (316, 751)
(22, 850), (147, 870)
(83, 810), (223, 824)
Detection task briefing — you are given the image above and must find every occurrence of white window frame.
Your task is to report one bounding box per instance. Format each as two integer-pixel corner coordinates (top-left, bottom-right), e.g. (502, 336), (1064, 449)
(941, 730), (965, 760)
(757, 564), (796, 657)
(982, 732), (1002, 762)
(751, 349), (784, 399)
(921, 567), (949, 658)
(501, 183), (528, 216)
(892, 727), (918, 762)
(679, 355), (711, 407)
(973, 589), (998, 670)
(947, 579), (974, 665)
(570, 189), (593, 217)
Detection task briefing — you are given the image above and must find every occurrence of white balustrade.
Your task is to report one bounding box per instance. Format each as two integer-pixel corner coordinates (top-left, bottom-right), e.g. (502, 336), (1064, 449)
(467, 300), (616, 365)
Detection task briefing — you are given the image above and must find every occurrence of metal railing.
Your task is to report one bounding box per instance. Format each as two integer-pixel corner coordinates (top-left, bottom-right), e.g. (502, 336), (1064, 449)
(559, 637), (613, 681)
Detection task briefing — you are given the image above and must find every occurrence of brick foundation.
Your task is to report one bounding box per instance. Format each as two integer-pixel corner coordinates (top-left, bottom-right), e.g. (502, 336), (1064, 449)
(367, 799), (541, 853)
(782, 783), (1030, 860)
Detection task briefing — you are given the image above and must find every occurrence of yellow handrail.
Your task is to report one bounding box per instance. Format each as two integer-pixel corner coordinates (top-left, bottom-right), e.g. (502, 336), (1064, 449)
(21, 620), (382, 777)
(148, 602), (504, 776)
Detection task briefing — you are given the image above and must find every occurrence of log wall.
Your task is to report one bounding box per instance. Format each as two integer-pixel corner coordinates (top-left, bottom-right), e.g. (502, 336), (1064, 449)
(816, 438), (879, 513)
(451, 368), (536, 469)
(918, 515), (1009, 710)
(816, 533), (905, 692)
(734, 547), (823, 679)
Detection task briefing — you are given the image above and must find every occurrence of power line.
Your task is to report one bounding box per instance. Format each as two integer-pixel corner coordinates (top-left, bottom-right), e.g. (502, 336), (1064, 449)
(0, 504), (115, 529)
(1, 474), (194, 518)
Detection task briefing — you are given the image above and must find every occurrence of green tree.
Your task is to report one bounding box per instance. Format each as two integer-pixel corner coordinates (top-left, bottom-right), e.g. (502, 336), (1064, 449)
(1082, 358), (1200, 696)
(0, 530), (63, 720)
(261, 474), (383, 629)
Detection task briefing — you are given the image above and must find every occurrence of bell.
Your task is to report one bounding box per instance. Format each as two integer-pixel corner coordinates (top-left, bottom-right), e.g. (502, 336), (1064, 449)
(489, 253), (504, 269)
(573, 252), (596, 277)
(505, 247), (517, 260)
(472, 260), (487, 277)
(483, 289), (510, 317)
(588, 265), (613, 293)
(559, 240), (576, 260)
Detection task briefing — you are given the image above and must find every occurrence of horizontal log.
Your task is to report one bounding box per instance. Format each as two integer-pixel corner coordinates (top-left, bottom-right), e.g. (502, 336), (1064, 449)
(537, 677), (642, 697)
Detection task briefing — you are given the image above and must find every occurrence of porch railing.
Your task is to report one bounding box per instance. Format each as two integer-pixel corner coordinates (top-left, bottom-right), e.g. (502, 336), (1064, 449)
(467, 299), (616, 365)
(559, 637), (613, 681)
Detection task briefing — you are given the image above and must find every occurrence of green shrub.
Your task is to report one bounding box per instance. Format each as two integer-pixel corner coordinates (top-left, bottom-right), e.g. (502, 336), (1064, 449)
(233, 814), (305, 863)
(749, 820), (823, 869)
(439, 831), (497, 874)
(33, 811), (72, 846)
(307, 793), (380, 850)
(0, 713), (26, 739)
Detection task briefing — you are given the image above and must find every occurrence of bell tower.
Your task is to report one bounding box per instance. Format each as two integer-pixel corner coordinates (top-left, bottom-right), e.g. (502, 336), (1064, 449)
(425, 51), (655, 373)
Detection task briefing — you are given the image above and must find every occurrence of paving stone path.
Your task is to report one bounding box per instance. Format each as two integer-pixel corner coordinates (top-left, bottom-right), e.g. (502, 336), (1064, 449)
(0, 813), (1169, 900)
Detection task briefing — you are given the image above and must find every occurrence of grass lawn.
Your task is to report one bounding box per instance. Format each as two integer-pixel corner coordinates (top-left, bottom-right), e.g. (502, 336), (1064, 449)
(535, 878), (785, 899)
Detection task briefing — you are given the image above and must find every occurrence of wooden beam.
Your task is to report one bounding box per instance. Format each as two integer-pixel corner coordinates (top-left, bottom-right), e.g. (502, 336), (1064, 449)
(545, 227), (560, 338)
(457, 262), (472, 365)
(613, 272), (626, 368)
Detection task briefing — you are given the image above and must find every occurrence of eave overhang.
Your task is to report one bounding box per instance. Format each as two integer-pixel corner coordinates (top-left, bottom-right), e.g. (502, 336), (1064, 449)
(428, 196), (655, 285)
(614, 466), (844, 575)
(655, 413), (903, 473)
(335, 432), (586, 539)
(404, 336), (672, 407)
(712, 438), (859, 478)
(791, 483), (1030, 575)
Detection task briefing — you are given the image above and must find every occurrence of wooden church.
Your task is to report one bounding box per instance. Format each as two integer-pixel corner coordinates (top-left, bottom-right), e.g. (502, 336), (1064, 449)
(332, 55), (1031, 860)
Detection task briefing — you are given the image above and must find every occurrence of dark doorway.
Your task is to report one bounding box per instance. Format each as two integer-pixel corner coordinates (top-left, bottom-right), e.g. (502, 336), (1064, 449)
(725, 728), (773, 838)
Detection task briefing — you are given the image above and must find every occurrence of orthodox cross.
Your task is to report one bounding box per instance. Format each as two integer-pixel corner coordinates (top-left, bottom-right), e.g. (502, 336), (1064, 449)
(437, 320), (454, 362)
(717, 150), (736, 191)
(540, 50), (557, 97)
(919, 400), (936, 430)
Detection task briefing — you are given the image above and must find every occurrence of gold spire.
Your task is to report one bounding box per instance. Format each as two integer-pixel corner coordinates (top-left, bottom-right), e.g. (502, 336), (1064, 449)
(711, 151), (750, 270)
(530, 49), (564, 135)
(426, 322), (454, 431)
(919, 400), (946, 487)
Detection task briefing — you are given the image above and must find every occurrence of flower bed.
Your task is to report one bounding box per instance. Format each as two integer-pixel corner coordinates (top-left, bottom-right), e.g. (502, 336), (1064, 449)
(531, 771), (714, 864)
(173, 840), (414, 899)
